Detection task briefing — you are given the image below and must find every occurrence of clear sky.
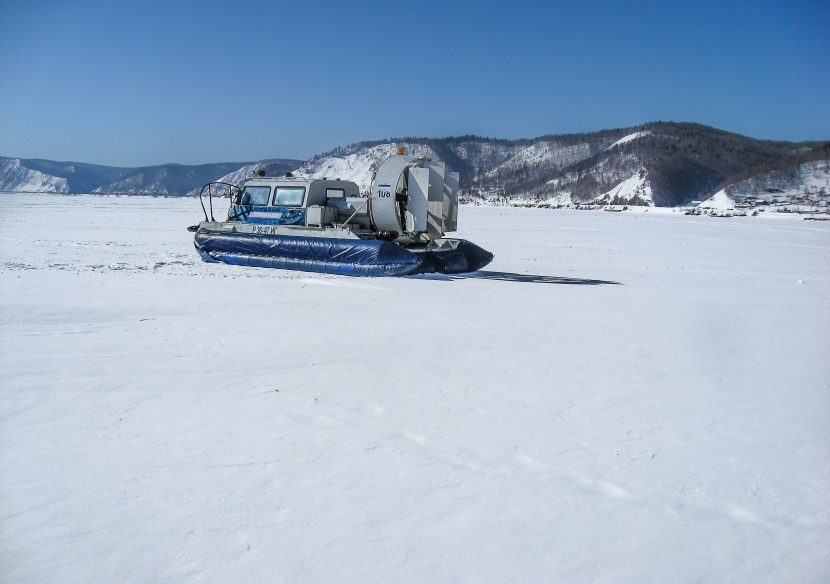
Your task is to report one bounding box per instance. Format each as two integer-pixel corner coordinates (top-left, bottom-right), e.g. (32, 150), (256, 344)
(1, 0), (828, 167)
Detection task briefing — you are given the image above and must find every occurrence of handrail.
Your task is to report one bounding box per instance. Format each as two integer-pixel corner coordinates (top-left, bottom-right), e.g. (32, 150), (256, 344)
(198, 181), (240, 222)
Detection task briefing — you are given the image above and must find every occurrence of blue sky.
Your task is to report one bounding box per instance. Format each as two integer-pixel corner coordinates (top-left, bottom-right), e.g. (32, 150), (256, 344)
(1, 0), (827, 166)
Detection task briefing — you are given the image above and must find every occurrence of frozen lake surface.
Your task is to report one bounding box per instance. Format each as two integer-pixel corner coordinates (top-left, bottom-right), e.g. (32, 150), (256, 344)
(1, 195), (828, 582)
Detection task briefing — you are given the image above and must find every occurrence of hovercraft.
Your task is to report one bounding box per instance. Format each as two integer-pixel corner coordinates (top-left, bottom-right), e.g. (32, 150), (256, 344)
(189, 151), (493, 276)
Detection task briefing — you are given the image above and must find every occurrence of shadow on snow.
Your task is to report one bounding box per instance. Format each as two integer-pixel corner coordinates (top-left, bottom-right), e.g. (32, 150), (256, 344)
(410, 270), (622, 285)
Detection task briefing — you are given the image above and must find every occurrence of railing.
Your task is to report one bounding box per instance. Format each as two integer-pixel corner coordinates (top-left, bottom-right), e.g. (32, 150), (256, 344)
(198, 182), (241, 222)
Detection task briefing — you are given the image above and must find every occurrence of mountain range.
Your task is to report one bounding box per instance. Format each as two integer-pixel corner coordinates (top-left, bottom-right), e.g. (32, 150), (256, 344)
(2, 122), (826, 207)
(0, 158), (301, 196)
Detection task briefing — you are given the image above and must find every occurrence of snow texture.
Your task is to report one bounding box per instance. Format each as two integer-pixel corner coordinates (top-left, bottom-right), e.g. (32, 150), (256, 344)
(1, 196), (828, 583)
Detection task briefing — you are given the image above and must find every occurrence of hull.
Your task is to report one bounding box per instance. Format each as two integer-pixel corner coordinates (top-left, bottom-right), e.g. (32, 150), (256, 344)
(194, 230), (492, 277)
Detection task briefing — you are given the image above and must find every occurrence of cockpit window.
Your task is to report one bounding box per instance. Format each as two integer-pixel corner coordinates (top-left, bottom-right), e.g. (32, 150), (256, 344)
(273, 186), (306, 207)
(240, 185), (271, 205)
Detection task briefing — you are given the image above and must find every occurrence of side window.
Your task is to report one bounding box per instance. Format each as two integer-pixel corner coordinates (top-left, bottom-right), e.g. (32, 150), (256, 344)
(240, 186), (271, 205)
(326, 188), (345, 199)
(273, 186), (306, 207)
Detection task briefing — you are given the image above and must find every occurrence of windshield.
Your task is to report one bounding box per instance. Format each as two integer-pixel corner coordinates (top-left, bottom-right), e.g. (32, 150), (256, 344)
(273, 186), (305, 207)
(240, 186), (270, 205)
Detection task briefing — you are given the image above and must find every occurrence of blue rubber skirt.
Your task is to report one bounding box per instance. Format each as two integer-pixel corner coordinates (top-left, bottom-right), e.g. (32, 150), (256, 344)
(194, 231), (494, 277)
(194, 231), (423, 276)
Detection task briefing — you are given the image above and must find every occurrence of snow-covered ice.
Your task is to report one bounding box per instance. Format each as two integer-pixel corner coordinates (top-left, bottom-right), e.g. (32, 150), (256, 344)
(1, 195), (828, 583)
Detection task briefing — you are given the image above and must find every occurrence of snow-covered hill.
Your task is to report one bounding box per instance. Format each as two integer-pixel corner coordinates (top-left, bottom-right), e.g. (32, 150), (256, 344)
(0, 158), (68, 193)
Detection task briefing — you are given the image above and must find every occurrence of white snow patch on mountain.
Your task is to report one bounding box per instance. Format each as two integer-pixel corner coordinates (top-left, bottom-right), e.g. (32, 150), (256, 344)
(699, 190), (736, 210)
(295, 143), (439, 193)
(607, 131), (652, 150)
(0, 158), (68, 193)
(598, 169), (654, 205)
